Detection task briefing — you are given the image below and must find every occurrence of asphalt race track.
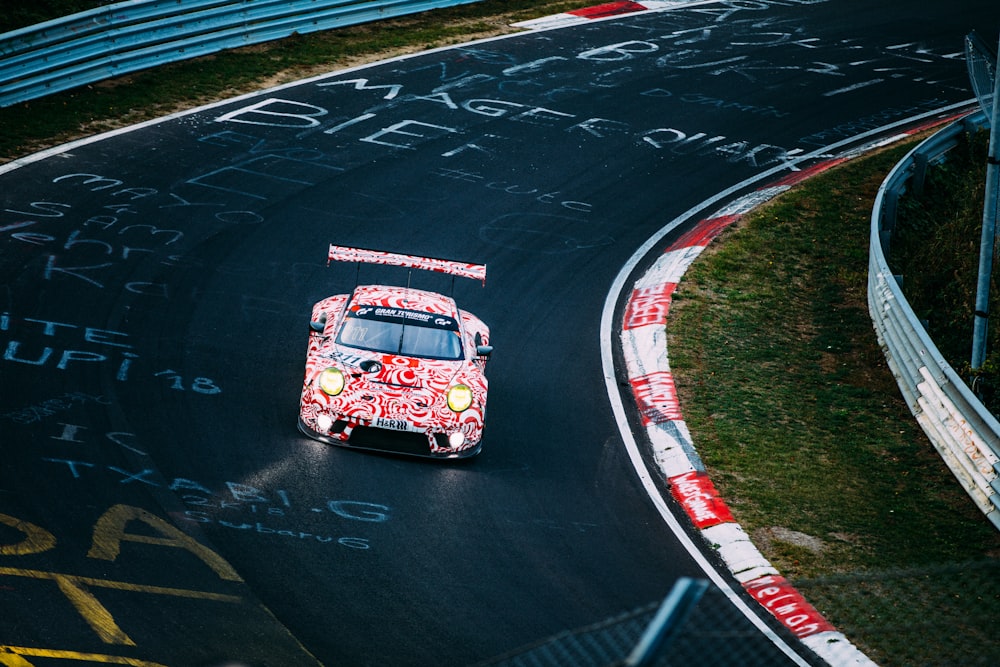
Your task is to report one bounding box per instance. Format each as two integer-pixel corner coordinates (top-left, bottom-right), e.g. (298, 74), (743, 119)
(2, 1), (999, 665)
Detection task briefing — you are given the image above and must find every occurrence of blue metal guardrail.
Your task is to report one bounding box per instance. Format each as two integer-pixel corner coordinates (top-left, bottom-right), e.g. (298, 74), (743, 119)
(868, 110), (1000, 530)
(0, 0), (484, 108)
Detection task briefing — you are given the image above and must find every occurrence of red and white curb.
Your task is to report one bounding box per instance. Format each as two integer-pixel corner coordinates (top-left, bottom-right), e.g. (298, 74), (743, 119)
(512, 1), (687, 30)
(619, 171), (871, 663)
(616, 116), (956, 666)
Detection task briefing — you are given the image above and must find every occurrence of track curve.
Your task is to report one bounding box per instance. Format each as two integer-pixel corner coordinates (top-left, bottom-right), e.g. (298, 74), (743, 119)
(2, 1), (998, 665)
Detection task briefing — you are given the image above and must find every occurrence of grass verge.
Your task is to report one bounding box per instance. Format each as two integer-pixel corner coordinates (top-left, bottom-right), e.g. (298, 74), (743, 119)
(670, 141), (1000, 577)
(667, 141), (1000, 664)
(667, 141), (1000, 577)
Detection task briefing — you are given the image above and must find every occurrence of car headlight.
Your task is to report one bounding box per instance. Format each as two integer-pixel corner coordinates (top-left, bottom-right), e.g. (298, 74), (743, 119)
(316, 414), (334, 433)
(447, 384), (473, 412)
(318, 368), (345, 396)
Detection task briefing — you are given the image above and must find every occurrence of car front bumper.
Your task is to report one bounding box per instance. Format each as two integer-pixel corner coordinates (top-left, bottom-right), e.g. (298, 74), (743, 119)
(297, 414), (482, 459)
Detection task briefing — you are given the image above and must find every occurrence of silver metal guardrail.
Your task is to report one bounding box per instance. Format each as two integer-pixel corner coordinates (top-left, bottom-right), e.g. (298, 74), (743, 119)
(868, 110), (1000, 530)
(0, 0), (484, 108)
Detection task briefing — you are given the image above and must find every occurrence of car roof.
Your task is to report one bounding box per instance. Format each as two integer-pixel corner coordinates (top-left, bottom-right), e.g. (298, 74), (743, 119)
(349, 284), (460, 318)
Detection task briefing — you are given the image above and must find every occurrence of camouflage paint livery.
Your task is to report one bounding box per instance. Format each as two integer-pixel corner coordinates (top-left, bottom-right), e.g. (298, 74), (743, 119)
(298, 247), (490, 458)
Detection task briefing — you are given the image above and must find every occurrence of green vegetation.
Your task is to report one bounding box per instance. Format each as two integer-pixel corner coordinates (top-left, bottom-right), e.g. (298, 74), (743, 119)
(667, 141), (1000, 663)
(1, 1), (111, 34)
(669, 142), (1000, 575)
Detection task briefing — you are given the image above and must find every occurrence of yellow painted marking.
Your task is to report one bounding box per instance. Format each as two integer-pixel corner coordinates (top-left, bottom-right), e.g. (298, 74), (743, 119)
(88, 505), (241, 582)
(1, 645), (168, 665)
(0, 567), (241, 645)
(53, 573), (135, 646)
(0, 514), (56, 556)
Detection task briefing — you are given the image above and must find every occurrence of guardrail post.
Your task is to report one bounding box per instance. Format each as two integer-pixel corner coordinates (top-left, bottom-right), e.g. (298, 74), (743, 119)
(880, 188), (898, 256)
(911, 151), (929, 196)
(970, 32), (1000, 370)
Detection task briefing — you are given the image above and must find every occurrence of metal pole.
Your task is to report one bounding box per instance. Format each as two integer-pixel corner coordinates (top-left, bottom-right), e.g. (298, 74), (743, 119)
(624, 578), (709, 667)
(970, 33), (1000, 370)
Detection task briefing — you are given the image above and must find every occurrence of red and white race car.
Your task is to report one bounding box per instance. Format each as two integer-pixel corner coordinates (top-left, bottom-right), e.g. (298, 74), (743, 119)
(298, 245), (492, 458)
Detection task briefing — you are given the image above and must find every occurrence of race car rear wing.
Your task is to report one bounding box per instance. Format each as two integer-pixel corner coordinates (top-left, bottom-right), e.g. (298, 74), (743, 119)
(328, 244), (486, 286)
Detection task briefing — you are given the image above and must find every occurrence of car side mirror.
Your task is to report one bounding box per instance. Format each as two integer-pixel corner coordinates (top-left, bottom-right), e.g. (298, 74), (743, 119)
(476, 345), (493, 358)
(310, 314), (327, 333)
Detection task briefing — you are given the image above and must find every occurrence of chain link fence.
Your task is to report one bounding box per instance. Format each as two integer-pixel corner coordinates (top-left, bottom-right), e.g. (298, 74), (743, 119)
(476, 559), (1000, 667)
(797, 559), (1000, 666)
(475, 582), (818, 667)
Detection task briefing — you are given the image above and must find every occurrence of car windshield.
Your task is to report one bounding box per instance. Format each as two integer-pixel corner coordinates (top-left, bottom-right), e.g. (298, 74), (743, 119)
(335, 306), (463, 360)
